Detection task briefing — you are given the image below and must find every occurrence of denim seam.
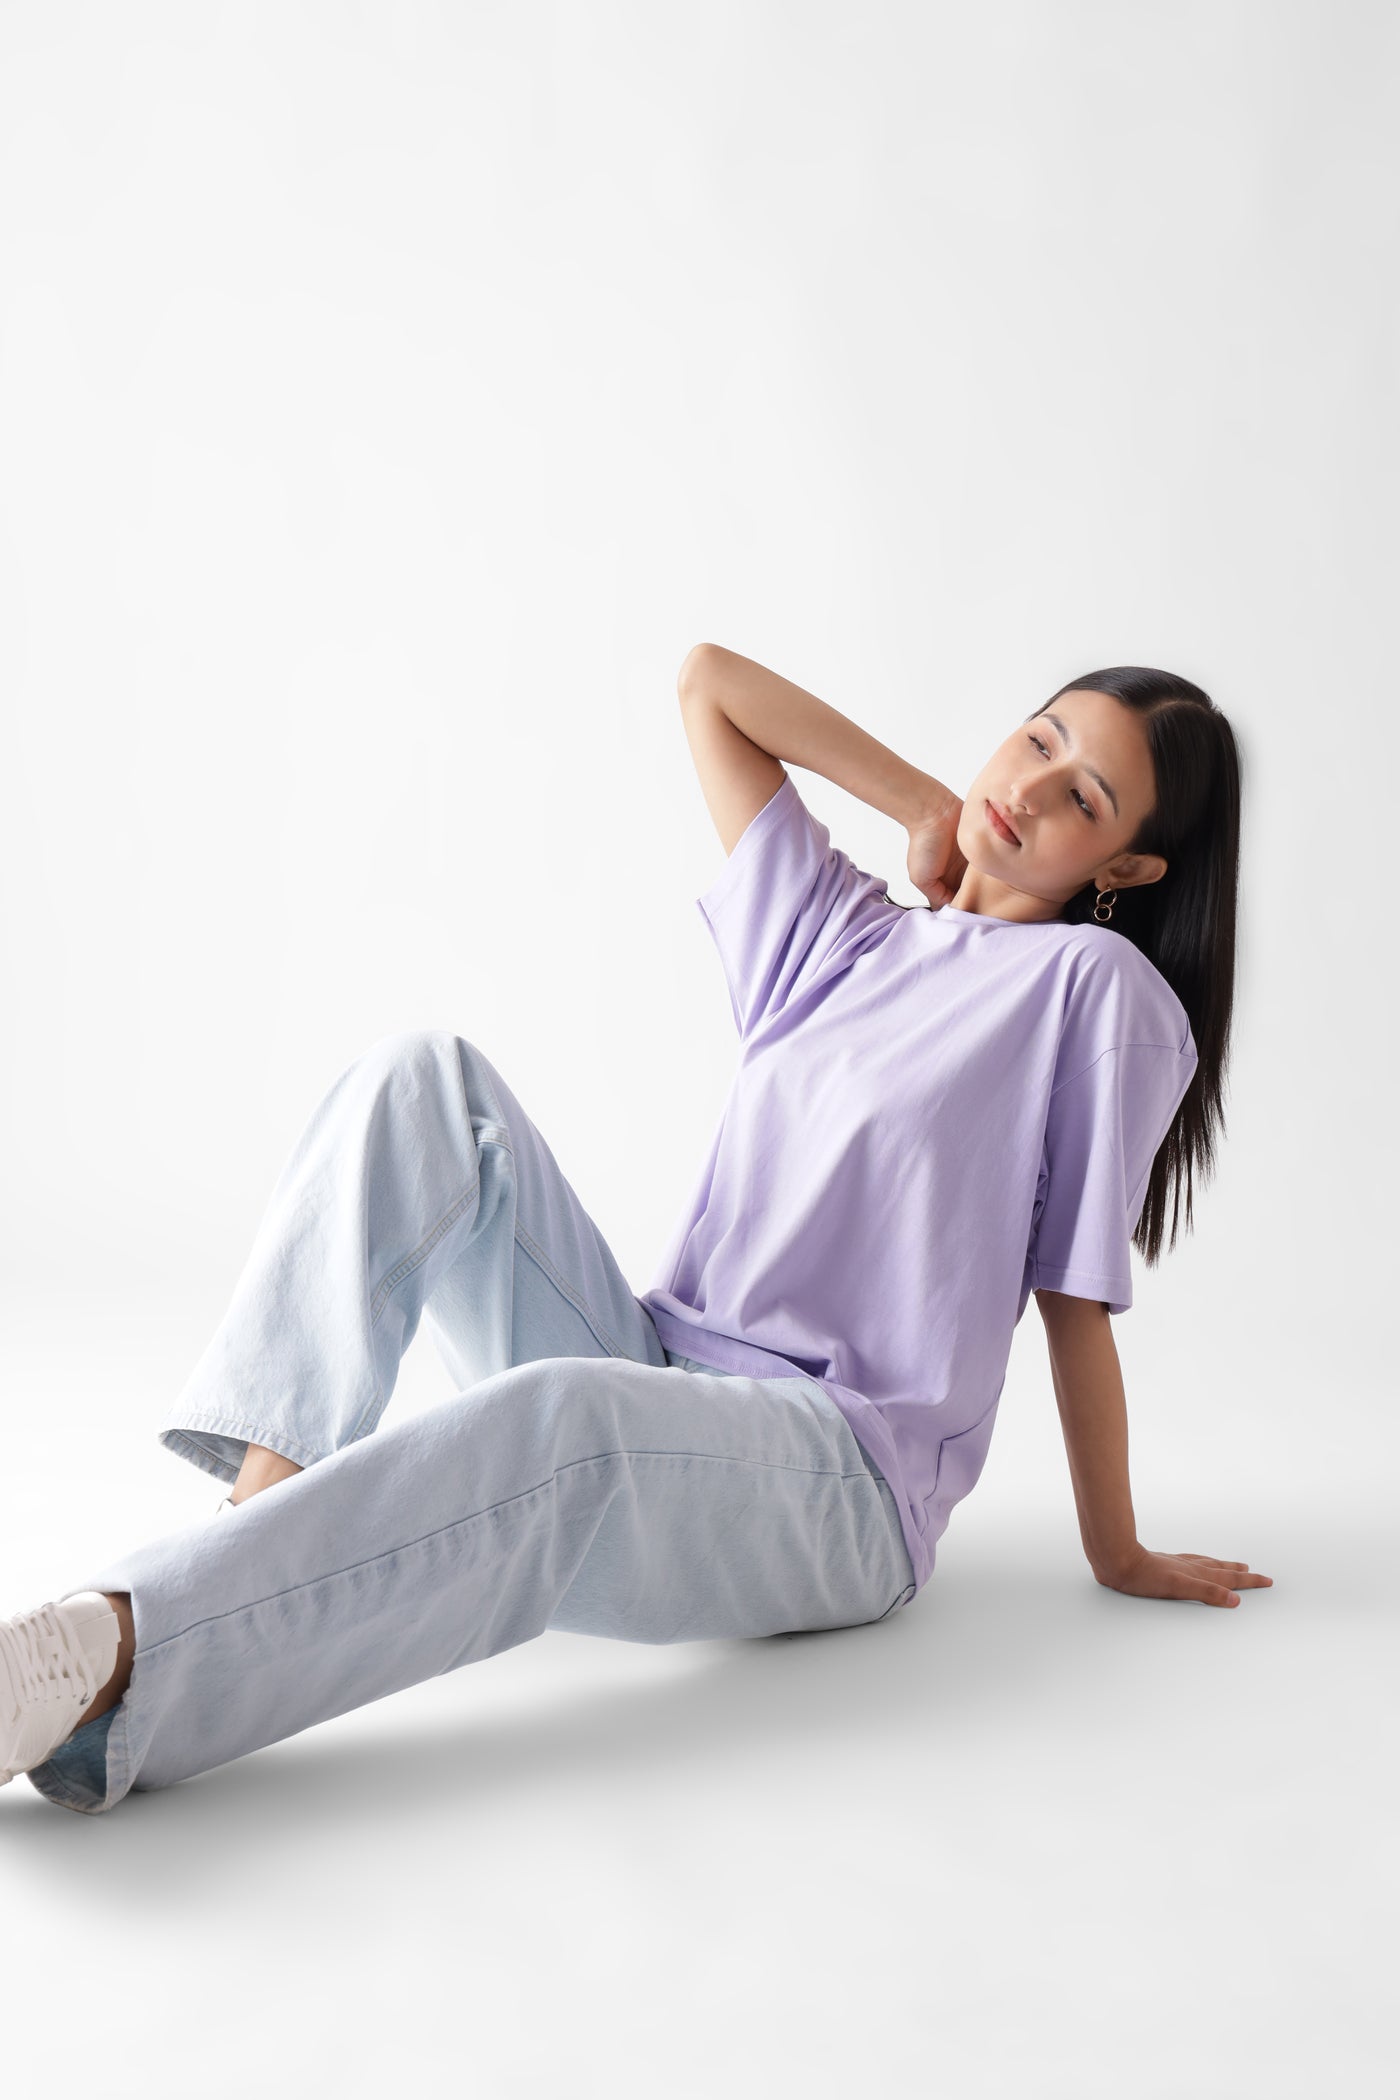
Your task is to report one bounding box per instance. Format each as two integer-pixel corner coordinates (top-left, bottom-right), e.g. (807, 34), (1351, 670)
(368, 1177), (481, 1327)
(130, 1446), (878, 1660)
(342, 1176), (485, 1447)
(510, 1222), (631, 1360)
(107, 1693), (132, 1804)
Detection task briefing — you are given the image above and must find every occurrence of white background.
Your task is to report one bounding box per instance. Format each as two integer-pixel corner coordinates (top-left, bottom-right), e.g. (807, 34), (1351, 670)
(1, 3), (1392, 2096)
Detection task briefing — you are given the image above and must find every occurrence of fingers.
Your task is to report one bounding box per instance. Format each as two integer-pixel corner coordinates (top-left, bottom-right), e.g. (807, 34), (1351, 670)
(1156, 1566), (1236, 1606)
(1169, 1567), (1239, 1606)
(1179, 1554), (1274, 1590)
(1113, 1551), (1274, 1606)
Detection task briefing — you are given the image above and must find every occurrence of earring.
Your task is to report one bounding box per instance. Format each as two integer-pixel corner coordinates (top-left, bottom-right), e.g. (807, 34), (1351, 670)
(1093, 887), (1117, 925)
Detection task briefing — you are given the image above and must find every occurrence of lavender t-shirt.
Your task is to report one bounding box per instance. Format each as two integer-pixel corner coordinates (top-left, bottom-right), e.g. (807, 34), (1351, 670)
(640, 771), (1198, 1595)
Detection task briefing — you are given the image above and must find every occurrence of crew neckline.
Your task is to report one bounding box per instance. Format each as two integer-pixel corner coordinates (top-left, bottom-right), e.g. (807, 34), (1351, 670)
(936, 903), (1067, 928)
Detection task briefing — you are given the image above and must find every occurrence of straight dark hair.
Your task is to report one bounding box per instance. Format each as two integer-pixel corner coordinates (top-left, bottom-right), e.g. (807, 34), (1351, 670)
(897, 667), (1243, 1268)
(1035, 667), (1242, 1268)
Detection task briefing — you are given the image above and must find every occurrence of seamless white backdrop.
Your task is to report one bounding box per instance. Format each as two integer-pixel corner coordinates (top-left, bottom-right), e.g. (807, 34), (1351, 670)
(1, 5), (1393, 2098)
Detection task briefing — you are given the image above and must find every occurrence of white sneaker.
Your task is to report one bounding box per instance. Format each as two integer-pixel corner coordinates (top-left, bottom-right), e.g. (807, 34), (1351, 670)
(215, 1495), (237, 1516)
(0, 1593), (121, 1786)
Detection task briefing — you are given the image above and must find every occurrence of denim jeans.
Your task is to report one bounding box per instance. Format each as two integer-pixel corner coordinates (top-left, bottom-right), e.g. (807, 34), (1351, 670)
(26, 1031), (915, 1815)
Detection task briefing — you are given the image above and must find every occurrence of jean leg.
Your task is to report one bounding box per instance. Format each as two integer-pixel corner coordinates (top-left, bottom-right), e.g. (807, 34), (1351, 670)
(26, 1355), (914, 1815)
(156, 1030), (667, 1485)
(415, 1041), (668, 1393)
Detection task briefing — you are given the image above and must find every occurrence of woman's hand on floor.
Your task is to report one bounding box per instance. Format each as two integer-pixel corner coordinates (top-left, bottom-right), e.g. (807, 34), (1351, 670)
(1095, 1545), (1274, 1607)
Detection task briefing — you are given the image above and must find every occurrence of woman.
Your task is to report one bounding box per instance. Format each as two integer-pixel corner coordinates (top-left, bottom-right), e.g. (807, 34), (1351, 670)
(1, 644), (1271, 1815)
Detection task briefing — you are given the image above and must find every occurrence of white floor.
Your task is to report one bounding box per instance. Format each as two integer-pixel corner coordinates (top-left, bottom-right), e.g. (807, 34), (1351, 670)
(1, 1295), (1391, 2100)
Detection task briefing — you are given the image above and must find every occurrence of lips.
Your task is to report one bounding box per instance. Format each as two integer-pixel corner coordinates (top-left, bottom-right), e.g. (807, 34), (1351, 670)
(986, 799), (1021, 845)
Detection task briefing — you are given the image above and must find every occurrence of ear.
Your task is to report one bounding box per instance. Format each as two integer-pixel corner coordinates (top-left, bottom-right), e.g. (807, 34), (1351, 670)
(1096, 852), (1168, 893)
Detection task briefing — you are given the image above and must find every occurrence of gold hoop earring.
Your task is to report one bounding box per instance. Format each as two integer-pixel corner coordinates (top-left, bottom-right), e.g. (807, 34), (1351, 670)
(1093, 887), (1117, 925)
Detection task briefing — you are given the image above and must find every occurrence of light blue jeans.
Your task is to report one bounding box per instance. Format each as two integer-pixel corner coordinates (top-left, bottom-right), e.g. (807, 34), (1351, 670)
(27, 1031), (915, 1815)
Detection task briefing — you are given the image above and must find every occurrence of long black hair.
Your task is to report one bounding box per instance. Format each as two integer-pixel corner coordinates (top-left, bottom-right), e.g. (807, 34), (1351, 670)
(901, 667), (1243, 1268)
(1037, 667), (1242, 1268)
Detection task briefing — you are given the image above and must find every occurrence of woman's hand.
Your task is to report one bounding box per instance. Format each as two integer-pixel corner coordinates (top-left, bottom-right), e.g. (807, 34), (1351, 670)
(906, 793), (968, 908)
(1097, 1545), (1274, 1608)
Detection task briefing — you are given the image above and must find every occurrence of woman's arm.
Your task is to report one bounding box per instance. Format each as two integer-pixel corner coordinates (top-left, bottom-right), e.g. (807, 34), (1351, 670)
(1036, 1289), (1274, 1608)
(679, 643), (957, 836)
(1036, 1290), (1139, 1581)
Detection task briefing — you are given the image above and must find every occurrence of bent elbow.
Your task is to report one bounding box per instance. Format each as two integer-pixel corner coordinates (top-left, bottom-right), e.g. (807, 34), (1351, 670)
(678, 642), (724, 698)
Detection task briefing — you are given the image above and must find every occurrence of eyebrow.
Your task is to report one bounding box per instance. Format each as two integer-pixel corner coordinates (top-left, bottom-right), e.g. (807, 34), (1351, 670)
(1038, 712), (1120, 819)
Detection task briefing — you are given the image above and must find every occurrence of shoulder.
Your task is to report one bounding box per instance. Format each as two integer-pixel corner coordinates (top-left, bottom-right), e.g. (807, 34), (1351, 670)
(1058, 926), (1194, 1060)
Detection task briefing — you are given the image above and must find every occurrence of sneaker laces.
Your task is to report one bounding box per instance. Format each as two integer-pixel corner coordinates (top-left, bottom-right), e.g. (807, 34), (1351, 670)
(0, 1602), (100, 1717)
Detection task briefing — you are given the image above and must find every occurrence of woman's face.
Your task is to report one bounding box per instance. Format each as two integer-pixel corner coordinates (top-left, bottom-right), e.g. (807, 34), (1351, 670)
(949, 687), (1168, 924)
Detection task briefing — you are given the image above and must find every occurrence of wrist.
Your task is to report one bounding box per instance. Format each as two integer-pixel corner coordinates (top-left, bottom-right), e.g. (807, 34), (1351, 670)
(1089, 1540), (1142, 1586)
(904, 774), (961, 834)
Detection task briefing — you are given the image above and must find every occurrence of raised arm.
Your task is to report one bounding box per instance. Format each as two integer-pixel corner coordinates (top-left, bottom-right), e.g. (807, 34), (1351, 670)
(677, 644), (960, 880)
(1035, 1289), (1272, 1608)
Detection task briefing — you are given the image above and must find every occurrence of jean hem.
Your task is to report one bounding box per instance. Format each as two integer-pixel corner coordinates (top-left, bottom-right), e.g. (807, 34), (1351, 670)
(157, 1415), (327, 1483)
(23, 1770), (106, 1813)
(24, 1694), (130, 1814)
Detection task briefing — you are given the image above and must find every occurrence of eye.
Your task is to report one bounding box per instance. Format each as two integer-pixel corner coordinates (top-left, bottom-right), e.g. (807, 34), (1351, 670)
(1027, 733), (1097, 820)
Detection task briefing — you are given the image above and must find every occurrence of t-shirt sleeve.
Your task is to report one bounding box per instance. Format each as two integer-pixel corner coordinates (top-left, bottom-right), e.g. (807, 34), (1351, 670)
(1024, 1038), (1198, 1314)
(695, 771), (897, 1042)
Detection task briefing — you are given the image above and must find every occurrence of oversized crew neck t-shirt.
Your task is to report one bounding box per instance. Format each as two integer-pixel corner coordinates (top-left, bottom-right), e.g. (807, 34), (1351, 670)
(639, 771), (1198, 1596)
